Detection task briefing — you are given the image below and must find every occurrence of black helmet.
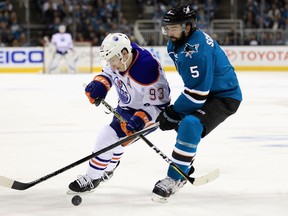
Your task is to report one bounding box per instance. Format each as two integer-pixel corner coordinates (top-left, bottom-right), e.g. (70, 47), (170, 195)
(163, 4), (198, 25)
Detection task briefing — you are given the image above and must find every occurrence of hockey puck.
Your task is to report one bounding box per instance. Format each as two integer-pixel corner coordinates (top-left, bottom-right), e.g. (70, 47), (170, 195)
(71, 195), (82, 206)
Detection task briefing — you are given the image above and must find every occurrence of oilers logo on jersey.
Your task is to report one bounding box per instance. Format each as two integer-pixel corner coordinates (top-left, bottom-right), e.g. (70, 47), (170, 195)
(181, 43), (199, 58)
(60, 36), (66, 42)
(114, 77), (131, 104)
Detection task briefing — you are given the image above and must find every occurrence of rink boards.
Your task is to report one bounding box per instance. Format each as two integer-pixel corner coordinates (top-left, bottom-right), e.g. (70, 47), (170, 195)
(0, 46), (287, 73)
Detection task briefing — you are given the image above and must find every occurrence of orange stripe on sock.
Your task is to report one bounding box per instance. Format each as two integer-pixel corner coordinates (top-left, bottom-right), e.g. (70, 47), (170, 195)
(111, 157), (121, 161)
(90, 158), (109, 168)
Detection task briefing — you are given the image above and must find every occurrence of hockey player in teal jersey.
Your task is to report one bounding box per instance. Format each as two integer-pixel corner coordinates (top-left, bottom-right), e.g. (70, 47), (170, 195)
(152, 4), (242, 202)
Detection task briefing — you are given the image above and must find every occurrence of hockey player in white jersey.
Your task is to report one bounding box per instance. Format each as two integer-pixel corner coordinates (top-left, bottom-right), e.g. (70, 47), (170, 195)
(48, 25), (77, 73)
(68, 33), (171, 193)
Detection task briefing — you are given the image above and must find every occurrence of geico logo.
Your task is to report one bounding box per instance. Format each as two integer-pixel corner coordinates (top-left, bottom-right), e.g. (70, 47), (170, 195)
(0, 50), (43, 63)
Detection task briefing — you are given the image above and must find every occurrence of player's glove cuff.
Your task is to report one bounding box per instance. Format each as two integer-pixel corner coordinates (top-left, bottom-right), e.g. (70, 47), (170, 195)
(120, 122), (134, 136)
(156, 105), (182, 131)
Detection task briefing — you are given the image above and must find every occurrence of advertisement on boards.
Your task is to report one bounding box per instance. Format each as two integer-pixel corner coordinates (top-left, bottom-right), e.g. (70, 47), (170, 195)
(0, 46), (287, 73)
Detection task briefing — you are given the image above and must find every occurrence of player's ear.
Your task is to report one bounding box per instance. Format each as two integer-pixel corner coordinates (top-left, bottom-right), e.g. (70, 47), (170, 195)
(185, 24), (191, 35)
(121, 48), (129, 60)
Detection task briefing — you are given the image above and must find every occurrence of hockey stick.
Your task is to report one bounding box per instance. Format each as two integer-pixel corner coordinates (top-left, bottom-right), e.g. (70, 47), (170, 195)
(0, 123), (158, 191)
(100, 99), (220, 186)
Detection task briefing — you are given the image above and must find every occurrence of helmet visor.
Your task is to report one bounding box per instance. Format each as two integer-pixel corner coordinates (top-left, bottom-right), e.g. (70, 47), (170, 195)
(107, 55), (121, 69)
(161, 24), (183, 36)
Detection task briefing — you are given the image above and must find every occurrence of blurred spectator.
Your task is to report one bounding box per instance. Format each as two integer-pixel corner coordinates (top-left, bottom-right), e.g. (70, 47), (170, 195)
(39, 0), (123, 44)
(135, 0), (145, 19)
(261, 32), (274, 45)
(152, 3), (166, 22)
(281, 2), (288, 29)
(0, 0), (13, 12)
(45, 16), (62, 37)
(204, 0), (216, 21)
(0, 21), (13, 45)
(283, 16), (288, 30)
(247, 33), (259, 45)
(196, 5), (209, 30)
(245, 10), (259, 28)
(0, 0), (25, 46)
(267, 3), (282, 29)
(42, 0), (57, 25)
(10, 11), (21, 40)
(223, 27), (242, 45)
(0, 0), (286, 47)
(274, 31), (284, 45)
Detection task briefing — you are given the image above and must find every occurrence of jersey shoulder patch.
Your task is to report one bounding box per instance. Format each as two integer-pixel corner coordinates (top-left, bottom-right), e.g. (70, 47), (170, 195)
(128, 48), (160, 85)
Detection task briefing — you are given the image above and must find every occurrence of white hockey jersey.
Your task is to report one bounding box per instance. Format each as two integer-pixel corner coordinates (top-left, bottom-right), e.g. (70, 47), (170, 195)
(51, 32), (73, 53)
(98, 43), (171, 122)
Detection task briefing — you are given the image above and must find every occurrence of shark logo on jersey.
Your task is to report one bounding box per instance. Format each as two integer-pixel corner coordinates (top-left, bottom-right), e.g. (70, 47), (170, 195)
(167, 10), (174, 15)
(183, 5), (191, 14)
(114, 77), (131, 104)
(182, 43), (199, 58)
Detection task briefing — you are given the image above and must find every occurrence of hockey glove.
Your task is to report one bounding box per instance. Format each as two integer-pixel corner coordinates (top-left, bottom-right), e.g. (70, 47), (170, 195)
(120, 111), (150, 136)
(156, 105), (182, 131)
(126, 111), (150, 132)
(85, 75), (111, 106)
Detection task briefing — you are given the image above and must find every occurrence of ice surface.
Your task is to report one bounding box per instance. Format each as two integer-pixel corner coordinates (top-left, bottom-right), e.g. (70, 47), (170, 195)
(0, 72), (287, 216)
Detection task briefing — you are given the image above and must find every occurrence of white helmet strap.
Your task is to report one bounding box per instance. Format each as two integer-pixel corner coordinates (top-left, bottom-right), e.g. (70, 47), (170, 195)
(120, 51), (131, 71)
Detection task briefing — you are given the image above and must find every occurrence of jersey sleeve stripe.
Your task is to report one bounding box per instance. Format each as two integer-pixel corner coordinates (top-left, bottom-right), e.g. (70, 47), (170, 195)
(94, 75), (112, 91)
(183, 87), (209, 104)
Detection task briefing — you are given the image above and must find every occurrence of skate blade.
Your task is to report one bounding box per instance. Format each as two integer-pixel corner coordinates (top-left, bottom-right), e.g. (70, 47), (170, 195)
(151, 193), (169, 203)
(66, 189), (95, 195)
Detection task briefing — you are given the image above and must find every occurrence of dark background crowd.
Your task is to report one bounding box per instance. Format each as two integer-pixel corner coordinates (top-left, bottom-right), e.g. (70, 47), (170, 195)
(0, 0), (287, 47)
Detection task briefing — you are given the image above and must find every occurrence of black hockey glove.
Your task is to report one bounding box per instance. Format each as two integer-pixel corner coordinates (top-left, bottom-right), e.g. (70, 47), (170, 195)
(156, 105), (182, 131)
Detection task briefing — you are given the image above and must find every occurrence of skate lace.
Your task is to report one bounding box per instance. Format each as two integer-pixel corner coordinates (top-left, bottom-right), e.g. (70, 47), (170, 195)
(76, 175), (94, 189)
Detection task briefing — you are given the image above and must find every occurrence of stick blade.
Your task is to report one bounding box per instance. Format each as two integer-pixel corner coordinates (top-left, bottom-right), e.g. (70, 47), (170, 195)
(192, 168), (220, 186)
(0, 176), (32, 190)
(0, 176), (15, 189)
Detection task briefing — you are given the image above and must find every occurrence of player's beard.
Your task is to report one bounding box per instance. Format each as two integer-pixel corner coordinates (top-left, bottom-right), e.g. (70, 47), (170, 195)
(171, 31), (187, 49)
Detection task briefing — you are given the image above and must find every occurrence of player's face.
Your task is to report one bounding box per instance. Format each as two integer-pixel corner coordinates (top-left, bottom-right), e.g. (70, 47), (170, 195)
(107, 55), (122, 70)
(163, 24), (183, 41)
(107, 49), (133, 72)
(107, 50), (130, 72)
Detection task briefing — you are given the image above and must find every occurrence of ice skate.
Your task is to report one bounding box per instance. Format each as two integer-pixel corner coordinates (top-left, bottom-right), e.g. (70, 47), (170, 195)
(67, 175), (101, 195)
(101, 170), (115, 182)
(151, 177), (187, 203)
(101, 161), (120, 182)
